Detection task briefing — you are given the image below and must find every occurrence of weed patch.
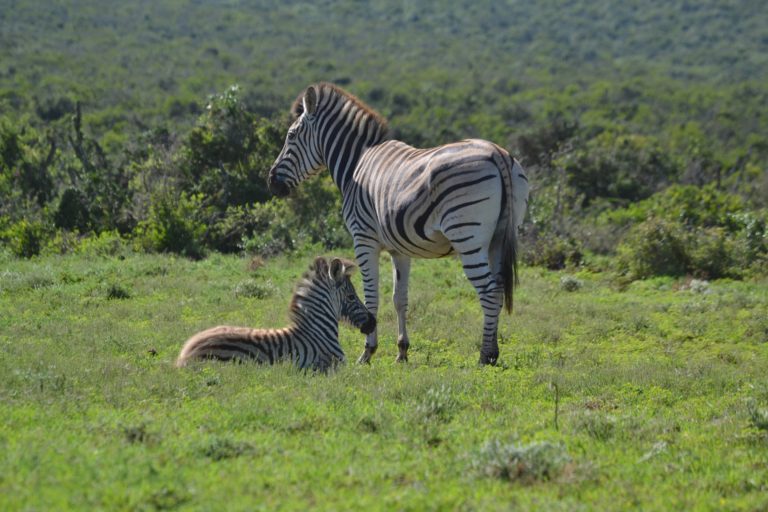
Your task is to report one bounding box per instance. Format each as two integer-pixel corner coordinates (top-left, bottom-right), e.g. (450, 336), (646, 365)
(197, 437), (255, 461)
(233, 278), (276, 299)
(470, 439), (573, 484)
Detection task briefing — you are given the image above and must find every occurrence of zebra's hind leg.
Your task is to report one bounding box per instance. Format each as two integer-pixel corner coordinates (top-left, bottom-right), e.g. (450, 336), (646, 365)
(457, 249), (503, 365)
(356, 245), (381, 364)
(391, 253), (411, 363)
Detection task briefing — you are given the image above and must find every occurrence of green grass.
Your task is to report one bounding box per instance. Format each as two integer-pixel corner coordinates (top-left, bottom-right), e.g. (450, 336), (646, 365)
(1, 251), (767, 510)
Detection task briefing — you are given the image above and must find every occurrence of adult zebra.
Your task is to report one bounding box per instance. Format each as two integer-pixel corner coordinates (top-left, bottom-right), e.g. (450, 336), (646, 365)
(268, 83), (529, 365)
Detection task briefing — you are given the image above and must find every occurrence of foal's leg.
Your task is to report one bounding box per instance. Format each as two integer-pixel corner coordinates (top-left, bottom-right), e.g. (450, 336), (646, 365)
(356, 245), (381, 364)
(390, 253), (411, 362)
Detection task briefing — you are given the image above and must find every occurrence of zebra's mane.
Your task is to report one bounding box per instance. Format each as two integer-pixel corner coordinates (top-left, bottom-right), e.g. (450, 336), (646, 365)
(287, 256), (357, 324)
(291, 82), (390, 139)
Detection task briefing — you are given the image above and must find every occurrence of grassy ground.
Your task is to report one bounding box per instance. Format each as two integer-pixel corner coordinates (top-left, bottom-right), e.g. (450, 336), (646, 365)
(1, 249), (767, 511)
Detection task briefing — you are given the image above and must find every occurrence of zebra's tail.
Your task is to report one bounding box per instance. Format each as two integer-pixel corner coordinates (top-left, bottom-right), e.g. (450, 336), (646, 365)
(492, 147), (521, 314)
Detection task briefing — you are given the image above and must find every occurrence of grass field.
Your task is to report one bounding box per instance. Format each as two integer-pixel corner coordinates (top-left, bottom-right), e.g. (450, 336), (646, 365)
(1, 249), (767, 511)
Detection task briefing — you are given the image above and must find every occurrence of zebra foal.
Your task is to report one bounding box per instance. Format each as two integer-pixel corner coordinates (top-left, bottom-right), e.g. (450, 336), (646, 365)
(268, 83), (529, 365)
(176, 257), (375, 370)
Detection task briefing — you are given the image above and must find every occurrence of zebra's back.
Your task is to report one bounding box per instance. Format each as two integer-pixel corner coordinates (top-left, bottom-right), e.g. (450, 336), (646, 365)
(352, 139), (508, 257)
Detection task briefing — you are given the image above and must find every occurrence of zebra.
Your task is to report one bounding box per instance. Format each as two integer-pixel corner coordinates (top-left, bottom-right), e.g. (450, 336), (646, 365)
(175, 256), (376, 370)
(267, 83), (529, 365)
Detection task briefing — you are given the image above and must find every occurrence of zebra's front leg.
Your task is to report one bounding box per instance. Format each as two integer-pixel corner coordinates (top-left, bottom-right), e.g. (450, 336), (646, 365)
(356, 245), (381, 364)
(391, 253), (411, 363)
(459, 251), (503, 365)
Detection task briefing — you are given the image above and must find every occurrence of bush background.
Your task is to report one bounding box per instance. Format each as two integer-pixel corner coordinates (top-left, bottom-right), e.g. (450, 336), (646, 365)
(2, 3), (768, 509)
(1, 0), (767, 280)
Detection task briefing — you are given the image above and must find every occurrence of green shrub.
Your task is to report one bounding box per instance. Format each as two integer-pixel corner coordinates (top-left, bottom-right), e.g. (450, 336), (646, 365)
(688, 227), (739, 279)
(240, 201), (297, 257)
(617, 213), (766, 280)
(54, 188), (91, 232)
(181, 85), (279, 208)
(602, 185), (746, 231)
(76, 230), (132, 258)
(617, 218), (689, 279)
(135, 192), (206, 259)
(562, 132), (678, 207)
(1, 219), (51, 258)
(523, 232), (583, 270)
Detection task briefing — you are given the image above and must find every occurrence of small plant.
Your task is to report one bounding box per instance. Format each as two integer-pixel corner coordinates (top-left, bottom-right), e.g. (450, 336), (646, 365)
(247, 255), (265, 273)
(233, 278), (275, 299)
(471, 439), (572, 484)
(414, 384), (458, 424)
(105, 282), (131, 300)
(747, 400), (768, 432)
(682, 278), (710, 294)
(24, 274), (55, 290)
(560, 275), (583, 292)
(198, 437), (255, 461)
(572, 410), (616, 440)
(122, 423), (157, 444)
(410, 385), (460, 446)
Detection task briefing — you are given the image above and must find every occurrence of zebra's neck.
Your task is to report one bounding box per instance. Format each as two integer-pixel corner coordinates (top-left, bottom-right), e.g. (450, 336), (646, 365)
(290, 304), (340, 342)
(316, 85), (388, 194)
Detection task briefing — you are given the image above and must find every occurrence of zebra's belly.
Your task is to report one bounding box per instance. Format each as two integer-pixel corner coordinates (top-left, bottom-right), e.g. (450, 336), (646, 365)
(378, 226), (455, 258)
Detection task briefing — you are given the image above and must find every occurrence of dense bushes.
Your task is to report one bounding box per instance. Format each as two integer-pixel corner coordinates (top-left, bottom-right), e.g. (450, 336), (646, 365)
(613, 187), (767, 279)
(0, 86), (351, 260)
(1, 82), (767, 285)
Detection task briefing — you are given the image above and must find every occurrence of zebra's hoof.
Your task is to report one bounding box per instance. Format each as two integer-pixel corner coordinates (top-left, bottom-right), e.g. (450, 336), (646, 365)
(478, 353), (499, 366)
(357, 346), (377, 364)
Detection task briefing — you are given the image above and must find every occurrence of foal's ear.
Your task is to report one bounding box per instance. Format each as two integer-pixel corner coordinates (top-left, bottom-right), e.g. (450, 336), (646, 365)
(313, 256), (329, 277)
(303, 86), (318, 116)
(340, 258), (357, 276)
(330, 257), (345, 282)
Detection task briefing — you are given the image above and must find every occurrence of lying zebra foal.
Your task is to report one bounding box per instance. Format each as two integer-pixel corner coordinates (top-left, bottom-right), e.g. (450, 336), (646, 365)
(176, 257), (375, 370)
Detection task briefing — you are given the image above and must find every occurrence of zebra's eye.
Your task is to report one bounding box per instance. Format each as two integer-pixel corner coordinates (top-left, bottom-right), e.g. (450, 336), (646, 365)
(287, 130), (297, 141)
(346, 292), (356, 300)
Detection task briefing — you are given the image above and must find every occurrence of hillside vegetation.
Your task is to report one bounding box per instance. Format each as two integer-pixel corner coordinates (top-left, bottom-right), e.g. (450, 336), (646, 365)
(2, 2), (768, 509)
(2, 1), (767, 278)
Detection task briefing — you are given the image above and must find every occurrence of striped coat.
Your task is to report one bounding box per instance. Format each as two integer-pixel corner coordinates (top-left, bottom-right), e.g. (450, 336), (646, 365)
(268, 83), (529, 365)
(176, 257), (375, 370)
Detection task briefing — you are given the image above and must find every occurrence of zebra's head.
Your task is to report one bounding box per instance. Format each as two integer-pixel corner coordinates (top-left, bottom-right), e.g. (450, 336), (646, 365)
(268, 86), (324, 197)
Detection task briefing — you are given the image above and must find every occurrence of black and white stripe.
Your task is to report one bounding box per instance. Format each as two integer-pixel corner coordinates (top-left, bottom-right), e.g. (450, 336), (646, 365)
(268, 83), (529, 365)
(176, 257), (376, 370)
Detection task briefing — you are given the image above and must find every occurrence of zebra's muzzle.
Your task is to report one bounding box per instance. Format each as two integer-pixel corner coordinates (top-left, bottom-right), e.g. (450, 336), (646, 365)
(268, 174), (291, 198)
(360, 314), (376, 335)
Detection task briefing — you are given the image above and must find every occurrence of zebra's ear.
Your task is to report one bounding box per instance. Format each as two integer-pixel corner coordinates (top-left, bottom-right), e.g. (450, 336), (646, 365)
(313, 256), (329, 277)
(329, 257), (345, 282)
(341, 258), (357, 276)
(303, 86), (318, 116)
